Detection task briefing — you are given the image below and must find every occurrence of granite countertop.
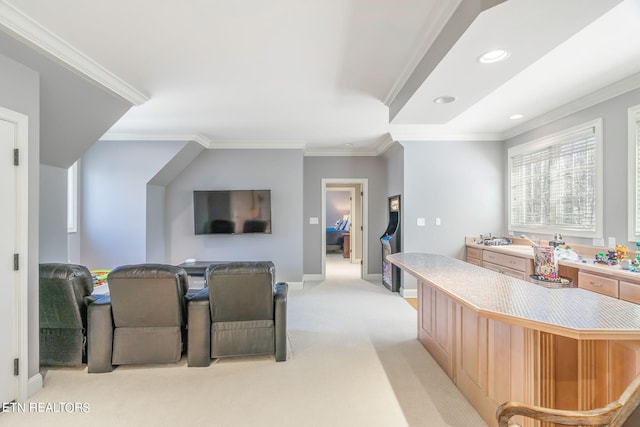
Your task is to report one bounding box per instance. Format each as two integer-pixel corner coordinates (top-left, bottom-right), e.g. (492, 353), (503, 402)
(388, 252), (640, 340)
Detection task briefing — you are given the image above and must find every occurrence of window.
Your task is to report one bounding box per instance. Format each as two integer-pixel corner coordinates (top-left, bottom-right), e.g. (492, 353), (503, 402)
(508, 119), (603, 238)
(67, 161), (77, 233)
(628, 105), (640, 241)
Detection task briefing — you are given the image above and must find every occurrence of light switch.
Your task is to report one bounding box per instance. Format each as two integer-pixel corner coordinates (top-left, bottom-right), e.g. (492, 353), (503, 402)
(435, 217), (441, 226)
(309, 217), (319, 225)
(417, 218), (426, 226)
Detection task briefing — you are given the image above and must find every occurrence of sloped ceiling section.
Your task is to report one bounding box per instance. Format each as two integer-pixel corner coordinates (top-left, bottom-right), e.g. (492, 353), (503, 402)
(0, 29), (132, 168)
(388, 0), (505, 120)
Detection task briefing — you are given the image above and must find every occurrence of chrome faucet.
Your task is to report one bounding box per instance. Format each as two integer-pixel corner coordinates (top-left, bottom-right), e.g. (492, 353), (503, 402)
(520, 234), (537, 247)
(549, 233), (564, 248)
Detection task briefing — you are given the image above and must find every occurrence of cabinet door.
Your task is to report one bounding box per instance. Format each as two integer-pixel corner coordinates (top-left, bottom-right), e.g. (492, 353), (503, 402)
(620, 280), (640, 304)
(456, 305), (488, 418)
(418, 281), (455, 379)
(578, 271), (619, 298)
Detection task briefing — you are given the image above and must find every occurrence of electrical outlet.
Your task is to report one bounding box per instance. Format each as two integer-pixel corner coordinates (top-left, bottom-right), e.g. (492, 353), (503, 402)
(309, 217), (318, 225)
(608, 237), (616, 248)
(593, 238), (605, 247)
(417, 218), (426, 226)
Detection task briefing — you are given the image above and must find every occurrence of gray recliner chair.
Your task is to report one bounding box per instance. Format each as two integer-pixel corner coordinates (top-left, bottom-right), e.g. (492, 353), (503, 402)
(87, 264), (189, 373)
(39, 263), (95, 366)
(187, 261), (287, 367)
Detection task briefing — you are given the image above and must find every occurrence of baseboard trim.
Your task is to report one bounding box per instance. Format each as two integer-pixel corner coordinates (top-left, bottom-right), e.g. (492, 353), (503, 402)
(28, 373), (43, 398)
(303, 274), (323, 283)
(365, 273), (382, 282)
(287, 281), (304, 290)
(400, 288), (417, 298)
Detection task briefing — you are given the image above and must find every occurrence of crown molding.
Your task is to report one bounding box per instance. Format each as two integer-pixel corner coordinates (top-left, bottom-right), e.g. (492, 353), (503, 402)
(503, 71), (640, 140)
(100, 132), (210, 147)
(303, 149), (379, 157)
(0, 1), (149, 105)
(101, 132), (307, 150)
(374, 133), (396, 155)
(208, 140), (306, 150)
(389, 124), (502, 142)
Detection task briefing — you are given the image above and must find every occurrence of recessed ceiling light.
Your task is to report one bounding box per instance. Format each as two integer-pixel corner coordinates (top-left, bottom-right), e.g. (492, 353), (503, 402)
(433, 96), (456, 104)
(509, 114), (524, 120)
(478, 49), (510, 64)
(344, 143), (353, 147)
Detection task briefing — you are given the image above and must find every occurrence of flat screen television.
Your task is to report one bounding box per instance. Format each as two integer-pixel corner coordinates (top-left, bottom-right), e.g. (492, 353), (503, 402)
(193, 189), (271, 235)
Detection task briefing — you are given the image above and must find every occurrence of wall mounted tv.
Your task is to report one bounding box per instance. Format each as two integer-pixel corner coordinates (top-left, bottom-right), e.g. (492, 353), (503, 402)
(193, 190), (271, 235)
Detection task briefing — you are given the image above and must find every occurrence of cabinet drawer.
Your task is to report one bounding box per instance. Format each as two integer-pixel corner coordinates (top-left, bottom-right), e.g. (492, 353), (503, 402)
(619, 280), (640, 304)
(578, 272), (619, 298)
(482, 251), (526, 272)
(467, 258), (481, 267)
(483, 262), (527, 280)
(466, 246), (482, 260)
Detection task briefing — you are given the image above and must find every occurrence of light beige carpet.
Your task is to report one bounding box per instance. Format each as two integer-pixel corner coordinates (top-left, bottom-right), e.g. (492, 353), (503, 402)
(1, 256), (487, 426)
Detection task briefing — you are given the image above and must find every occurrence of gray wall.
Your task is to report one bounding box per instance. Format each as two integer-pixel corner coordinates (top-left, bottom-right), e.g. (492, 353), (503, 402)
(400, 140), (504, 290)
(303, 156), (387, 275)
(39, 164), (67, 263)
(0, 53), (40, 379)
(146, 184), (167, 263)
(78, 140), (186, 269)
(165, 149), (304, 283)
(383, 143), (404, 203)
(505, 87), (640, 249)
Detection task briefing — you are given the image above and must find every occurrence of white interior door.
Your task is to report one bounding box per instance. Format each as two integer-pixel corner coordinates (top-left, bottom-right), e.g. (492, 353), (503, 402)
(0, 118), (17, 405)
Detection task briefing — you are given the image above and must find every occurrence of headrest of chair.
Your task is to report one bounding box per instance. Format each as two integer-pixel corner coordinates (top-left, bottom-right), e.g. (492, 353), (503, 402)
(109, 263), (186, 281)
(40, 263), (91, 280)
(39, 263), (94, 295)
(207, 261), (274, 277)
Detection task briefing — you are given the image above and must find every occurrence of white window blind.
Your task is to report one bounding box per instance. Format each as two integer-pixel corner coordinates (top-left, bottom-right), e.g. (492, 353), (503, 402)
(629, 105), (640, 241)
(67, 161), (78, 233)
(635, 118), (640, 235)
(509, 120), (602, 238)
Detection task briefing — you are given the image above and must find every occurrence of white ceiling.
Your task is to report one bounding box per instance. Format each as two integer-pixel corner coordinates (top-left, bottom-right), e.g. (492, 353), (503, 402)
(2, 0), (640, 155)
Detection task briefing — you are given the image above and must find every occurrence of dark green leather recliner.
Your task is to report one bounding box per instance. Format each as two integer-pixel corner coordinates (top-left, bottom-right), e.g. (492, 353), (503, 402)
(39, 263), (95, 366)
(187, 261), (288, 366)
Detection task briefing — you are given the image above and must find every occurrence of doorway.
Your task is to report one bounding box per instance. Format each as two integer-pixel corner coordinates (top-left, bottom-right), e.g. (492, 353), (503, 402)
(321, 178), (368, 280)
(0, 106), (29, 406)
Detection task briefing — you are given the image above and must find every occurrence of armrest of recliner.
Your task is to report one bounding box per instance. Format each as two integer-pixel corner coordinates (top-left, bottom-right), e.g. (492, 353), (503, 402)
(274, 282), (288, 362)
(87, 296), (114, 373)
(187, 288), (211, 367)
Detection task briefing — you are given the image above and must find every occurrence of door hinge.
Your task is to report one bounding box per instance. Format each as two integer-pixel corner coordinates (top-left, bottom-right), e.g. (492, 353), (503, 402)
(14, 148), (19, 166)
(360, 191), (363, 196)
(14, 358), (19, 376)
(13, 253), (19, 271)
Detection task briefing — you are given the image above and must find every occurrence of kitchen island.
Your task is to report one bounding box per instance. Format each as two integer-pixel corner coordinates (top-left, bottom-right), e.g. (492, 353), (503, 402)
(388, 252), (640, 427)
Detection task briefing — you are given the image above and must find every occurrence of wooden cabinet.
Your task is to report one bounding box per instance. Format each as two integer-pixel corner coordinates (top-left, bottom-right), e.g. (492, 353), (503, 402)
(482, 250), (532, 281)
(342, 232), (350, 259)
(418, 280), (455, 379)
(466, 246), (483, 266)
(578, 271), (619, 298)
(620, 280), (640, 304)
